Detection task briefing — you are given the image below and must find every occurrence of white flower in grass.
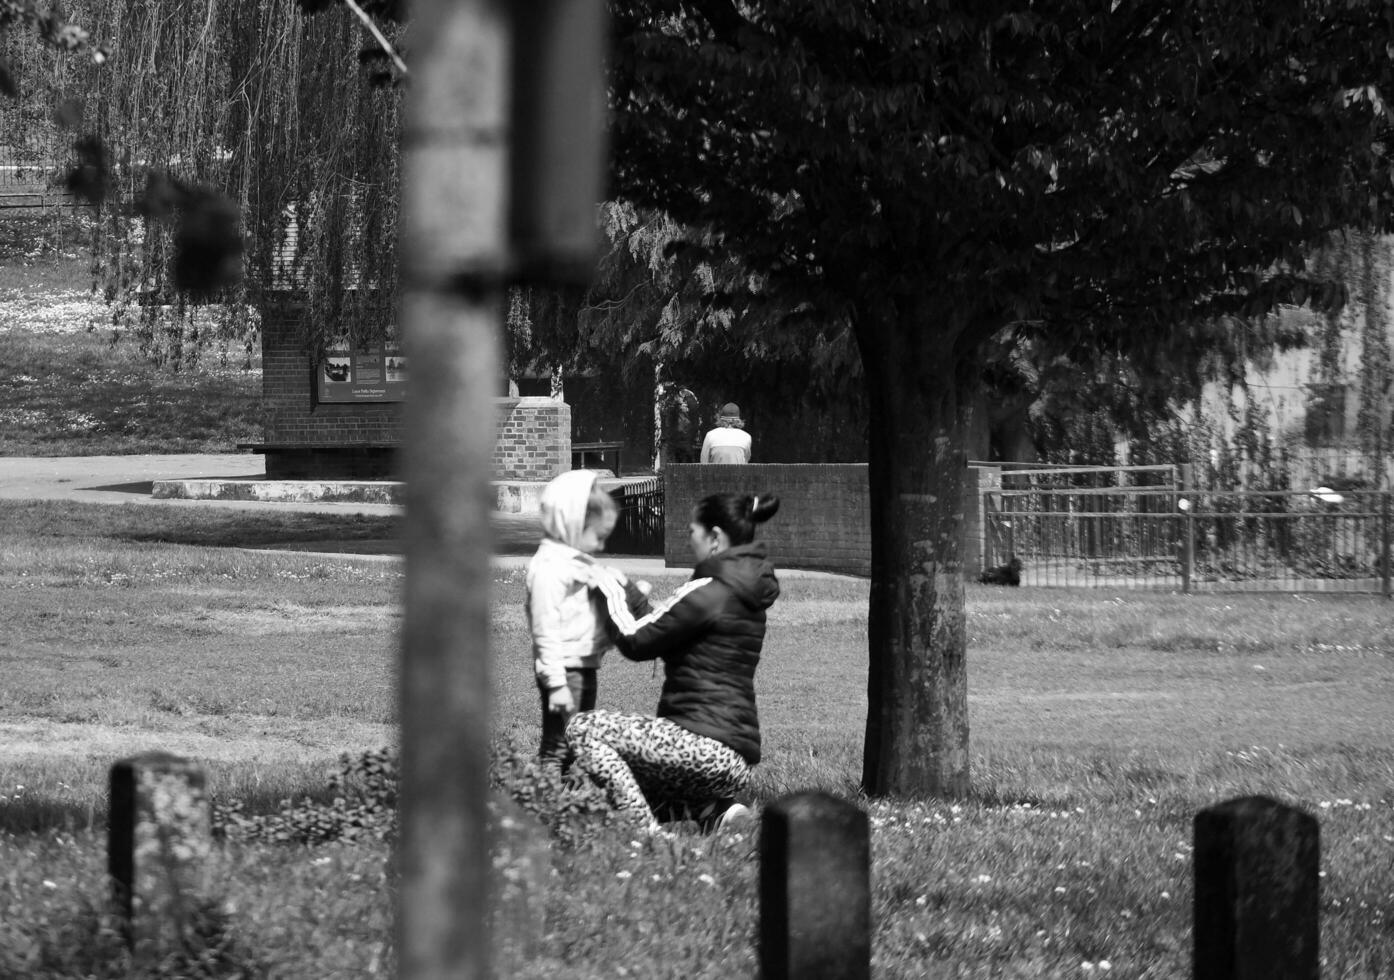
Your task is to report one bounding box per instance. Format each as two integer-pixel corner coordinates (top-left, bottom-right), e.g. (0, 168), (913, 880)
(973, 874), (992, 884)
(1099, 961), (1113, 970)
(1160, 891), (1171, 900)
(615, 870), (631, 880)
(697, 873), (716, 886)
(42, 880), (57, 890)
(1054, 886), (1067, 894)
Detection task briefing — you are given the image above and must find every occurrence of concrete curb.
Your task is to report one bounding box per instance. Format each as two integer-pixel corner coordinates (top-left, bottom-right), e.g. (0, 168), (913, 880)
(153, 479), (405, 505)
(154, 474), (655, 510)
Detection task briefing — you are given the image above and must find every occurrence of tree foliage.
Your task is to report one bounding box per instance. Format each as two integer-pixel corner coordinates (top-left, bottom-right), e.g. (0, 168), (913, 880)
(508, 202), (863, 442)
(608, 0), (1394, 796)
(612, 1), (1394, 356)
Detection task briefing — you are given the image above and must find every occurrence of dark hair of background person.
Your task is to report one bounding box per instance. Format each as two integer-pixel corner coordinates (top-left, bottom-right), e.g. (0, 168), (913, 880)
(692, 492), (780, 546)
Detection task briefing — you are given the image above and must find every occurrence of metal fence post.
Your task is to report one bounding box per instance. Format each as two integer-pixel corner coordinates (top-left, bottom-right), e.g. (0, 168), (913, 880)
(1180, 463), (1195, 593)
(1382, 490), (1391, 598)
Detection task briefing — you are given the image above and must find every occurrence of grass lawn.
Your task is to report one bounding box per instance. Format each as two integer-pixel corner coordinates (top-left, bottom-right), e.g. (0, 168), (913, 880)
(0, 219), (262, 456)
(1, 503), (1391, 977)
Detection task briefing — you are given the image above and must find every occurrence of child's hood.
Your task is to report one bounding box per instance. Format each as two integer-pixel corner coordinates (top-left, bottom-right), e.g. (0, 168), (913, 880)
(539, 469), (600, 549)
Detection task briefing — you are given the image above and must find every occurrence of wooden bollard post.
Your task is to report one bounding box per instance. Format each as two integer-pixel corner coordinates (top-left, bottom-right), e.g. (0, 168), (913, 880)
(1193, 795), (1320, 980)
(108, 752), (211, 951)
(759, 792), (871, 980)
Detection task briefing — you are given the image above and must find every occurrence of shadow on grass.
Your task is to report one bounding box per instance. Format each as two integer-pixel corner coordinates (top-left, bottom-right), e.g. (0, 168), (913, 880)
(87, 481), (156, 495)
(0, 798), (106, 835)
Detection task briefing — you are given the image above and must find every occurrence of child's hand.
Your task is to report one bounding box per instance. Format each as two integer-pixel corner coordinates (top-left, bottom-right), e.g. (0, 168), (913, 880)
(635, 580), (652, 597)
(624, 578), (653, 618)
(547, 686), (576, 717)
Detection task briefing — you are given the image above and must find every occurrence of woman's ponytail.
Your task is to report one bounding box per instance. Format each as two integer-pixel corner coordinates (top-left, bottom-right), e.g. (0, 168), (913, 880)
(694, 491), (779, 545)
(748, 493), (780, 524)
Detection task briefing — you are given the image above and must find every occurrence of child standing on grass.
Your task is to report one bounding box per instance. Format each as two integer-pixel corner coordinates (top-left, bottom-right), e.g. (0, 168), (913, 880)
(526, 469), (649, 769)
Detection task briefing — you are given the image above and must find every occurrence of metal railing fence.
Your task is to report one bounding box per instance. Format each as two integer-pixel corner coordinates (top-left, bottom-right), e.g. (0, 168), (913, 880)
(984, 488), (1393, 594)
(606, 478), (664, 556)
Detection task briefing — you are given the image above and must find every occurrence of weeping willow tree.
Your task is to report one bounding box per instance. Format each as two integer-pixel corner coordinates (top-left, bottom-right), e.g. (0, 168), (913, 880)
(68, 0), (403, 368)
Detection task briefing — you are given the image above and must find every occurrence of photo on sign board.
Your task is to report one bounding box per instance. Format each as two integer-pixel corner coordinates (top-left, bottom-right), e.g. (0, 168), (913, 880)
(385, 356), (407, 382)
(323, 356), (351, 383)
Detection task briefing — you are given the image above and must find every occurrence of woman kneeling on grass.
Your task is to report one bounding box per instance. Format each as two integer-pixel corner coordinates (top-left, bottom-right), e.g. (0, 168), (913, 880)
(571, 492), (781, 834)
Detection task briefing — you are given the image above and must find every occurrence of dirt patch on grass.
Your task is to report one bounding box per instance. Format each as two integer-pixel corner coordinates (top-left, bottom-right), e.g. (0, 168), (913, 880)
(153, 602), (399, 636)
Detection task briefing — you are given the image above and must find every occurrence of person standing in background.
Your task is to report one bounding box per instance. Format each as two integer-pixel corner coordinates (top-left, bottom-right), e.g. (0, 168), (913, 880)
(700, 402), (752, 464)
(659, 384), (701, 466)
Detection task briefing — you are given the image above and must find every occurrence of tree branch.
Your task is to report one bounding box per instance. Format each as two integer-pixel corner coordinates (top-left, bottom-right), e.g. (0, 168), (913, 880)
(342, 0), (408, 76)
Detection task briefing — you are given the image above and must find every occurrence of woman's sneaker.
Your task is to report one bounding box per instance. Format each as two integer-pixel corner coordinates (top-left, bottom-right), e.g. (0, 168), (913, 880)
(715, 803), (753, 832)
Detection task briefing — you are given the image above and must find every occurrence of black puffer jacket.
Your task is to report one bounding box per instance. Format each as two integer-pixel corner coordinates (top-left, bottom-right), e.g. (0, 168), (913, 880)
(600, 543), (779, 764)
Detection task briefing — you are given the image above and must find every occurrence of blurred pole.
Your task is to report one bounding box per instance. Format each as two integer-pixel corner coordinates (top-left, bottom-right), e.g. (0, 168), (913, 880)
(396, 1), (510, 977)
(396, 1), (607, 978)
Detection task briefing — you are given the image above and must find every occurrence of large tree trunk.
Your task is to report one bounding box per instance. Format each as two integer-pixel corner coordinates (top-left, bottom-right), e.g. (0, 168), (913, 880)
(858, 308), (972, 798)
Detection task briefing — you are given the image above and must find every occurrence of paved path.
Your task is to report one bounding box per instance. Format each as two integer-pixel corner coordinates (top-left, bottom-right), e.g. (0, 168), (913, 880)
(0, 454), (398, 515)
(0, 454), (854, 578)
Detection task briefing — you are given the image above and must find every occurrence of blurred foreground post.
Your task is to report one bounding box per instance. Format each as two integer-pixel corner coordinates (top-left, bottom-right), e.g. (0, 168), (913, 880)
(396, 1), (510, 976)
(759, 792), (871, 980)
(396, 0), (607, 977)
(1193, 795), (1319, 980)
(108, 752), (211, 953)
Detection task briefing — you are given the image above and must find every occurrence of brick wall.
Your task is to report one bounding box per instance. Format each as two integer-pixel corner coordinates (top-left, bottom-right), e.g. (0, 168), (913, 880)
(261, 307), (403, 447)
(259, 309), (570, 480)
(662, 464), (995, 576)
(493, 397), (571, 481)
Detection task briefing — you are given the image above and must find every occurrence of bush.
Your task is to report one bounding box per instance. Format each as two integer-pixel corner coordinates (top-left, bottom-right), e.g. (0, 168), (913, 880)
(212, 747), (396, 845)
(487, 741), (620, 850)
(211, 741), (620, 849)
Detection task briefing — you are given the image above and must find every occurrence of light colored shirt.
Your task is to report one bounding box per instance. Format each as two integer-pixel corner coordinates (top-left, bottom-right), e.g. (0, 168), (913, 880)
(700, 426), (751, 464)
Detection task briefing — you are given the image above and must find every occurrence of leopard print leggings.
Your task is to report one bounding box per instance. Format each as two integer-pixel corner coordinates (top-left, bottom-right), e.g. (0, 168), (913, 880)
(566, 709), (751, 828)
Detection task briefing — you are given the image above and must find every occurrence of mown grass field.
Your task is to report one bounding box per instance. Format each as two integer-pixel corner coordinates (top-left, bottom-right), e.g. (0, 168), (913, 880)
(0, 216), (261, 456)
(1, 502), (1392, 978)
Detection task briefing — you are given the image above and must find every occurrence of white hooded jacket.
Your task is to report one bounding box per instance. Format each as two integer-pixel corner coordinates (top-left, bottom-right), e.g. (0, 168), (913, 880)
(525, 470), (614, 690)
